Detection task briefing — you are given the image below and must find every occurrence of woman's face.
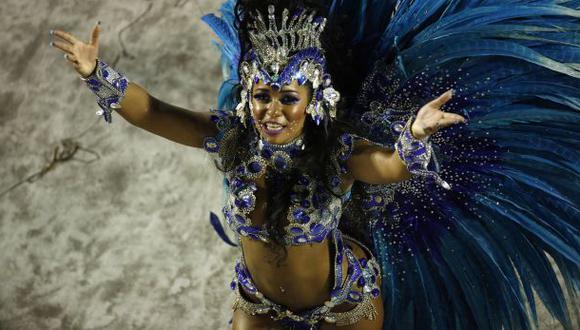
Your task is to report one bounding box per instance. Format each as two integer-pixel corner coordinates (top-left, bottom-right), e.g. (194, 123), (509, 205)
(250, 79), (312, 145)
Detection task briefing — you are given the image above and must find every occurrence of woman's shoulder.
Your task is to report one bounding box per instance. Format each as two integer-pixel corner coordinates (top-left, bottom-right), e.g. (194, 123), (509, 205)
(203, 109), (243, 155)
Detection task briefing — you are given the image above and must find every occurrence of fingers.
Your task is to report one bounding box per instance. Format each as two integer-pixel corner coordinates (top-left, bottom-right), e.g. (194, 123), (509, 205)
(50, 40), (74, 55)
(90, 21), (101, 46)
(430, 89), (454, 108)
(51, 30), (80, 45)
(436, 113), (467, 129)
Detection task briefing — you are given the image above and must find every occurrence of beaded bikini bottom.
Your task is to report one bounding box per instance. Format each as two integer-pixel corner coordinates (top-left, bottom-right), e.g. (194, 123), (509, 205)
(230, 229), (381, 329)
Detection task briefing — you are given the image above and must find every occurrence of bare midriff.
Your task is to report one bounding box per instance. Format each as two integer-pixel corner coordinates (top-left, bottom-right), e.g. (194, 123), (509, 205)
(239, 173), (353, 311)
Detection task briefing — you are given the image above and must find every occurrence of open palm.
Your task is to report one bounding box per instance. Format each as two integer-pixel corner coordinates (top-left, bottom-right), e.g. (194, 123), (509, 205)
(50, 22), (101, 78)
(411, 90), (467, 140)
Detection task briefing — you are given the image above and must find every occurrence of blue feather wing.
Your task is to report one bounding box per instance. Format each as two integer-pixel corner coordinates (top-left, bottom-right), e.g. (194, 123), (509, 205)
(333, 1), (580, 329)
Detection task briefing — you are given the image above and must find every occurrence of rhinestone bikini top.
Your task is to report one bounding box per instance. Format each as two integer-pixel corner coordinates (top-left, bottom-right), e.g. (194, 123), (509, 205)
(203, 110), (356, 245)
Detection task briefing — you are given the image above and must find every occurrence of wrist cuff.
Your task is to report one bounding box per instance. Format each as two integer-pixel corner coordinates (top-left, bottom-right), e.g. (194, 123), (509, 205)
(80, 59), (129, 124)
(395, 117), (451, 190)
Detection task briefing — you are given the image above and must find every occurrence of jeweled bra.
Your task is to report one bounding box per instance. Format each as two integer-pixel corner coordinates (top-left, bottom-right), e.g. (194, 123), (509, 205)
(204, 110), (355, 245)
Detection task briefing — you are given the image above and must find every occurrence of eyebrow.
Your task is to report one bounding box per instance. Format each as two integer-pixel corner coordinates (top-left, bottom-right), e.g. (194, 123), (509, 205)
(255, 87), (299, 94)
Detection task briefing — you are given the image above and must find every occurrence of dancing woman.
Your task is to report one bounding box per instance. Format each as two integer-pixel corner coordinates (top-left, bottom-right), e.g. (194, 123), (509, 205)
(51, 0), (579, 329)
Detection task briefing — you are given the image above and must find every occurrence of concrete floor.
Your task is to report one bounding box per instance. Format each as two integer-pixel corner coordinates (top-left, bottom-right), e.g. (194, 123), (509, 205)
(0, 0), (575, 329)
(1, 0), (235, 329)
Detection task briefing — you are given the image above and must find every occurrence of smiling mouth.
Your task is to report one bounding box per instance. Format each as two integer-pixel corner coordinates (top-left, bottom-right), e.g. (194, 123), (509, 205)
(261, 122), (287, 135)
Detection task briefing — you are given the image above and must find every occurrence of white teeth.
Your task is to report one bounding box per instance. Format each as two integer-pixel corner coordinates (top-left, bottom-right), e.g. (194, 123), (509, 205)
(265, 123), (283, 130)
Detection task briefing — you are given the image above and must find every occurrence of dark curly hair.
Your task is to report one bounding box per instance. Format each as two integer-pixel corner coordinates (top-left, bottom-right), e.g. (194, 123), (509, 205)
(217, 0), (364, 264)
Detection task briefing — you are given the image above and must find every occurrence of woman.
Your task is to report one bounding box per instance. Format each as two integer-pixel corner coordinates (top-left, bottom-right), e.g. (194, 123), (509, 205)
(51, 0), (579, 329)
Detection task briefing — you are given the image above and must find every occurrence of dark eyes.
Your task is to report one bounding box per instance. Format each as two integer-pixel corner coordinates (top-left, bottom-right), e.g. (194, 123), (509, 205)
(253, 93), (299, 104)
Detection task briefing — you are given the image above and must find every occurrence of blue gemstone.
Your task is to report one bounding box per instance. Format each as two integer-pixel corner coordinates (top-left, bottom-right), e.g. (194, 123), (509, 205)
(360, 258), (368, 267)
(241, 194), (252, 203)
(230, 281), (236, 290)
(249, 161), (262, 173)
(298, 176), (310, 185)
(235, 198), (250, 209)
(357, 277), (366, 287)
(310, 223), (324, 234)
(273, 156), (288, 171)
(232, 178), (244, 188)
(300, 199), (311, 208)
(235, 214), (245, 224)
(290, 227), (304, 234)
(371, 288), (380, 298)
(240, 226), (260, 234)
(292, 208), (310, 224)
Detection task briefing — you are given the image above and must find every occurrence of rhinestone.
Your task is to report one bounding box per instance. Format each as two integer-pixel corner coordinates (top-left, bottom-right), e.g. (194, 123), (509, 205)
(324, 316), (336, 323)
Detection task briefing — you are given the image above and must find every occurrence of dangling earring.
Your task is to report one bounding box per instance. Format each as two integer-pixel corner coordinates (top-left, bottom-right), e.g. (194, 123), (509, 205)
(236, 88), (251, 127)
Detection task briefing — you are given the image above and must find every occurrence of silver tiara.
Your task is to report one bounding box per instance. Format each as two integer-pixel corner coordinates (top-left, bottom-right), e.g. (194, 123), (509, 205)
(235, 4), (339, 126)
(248, 5), (327, 76)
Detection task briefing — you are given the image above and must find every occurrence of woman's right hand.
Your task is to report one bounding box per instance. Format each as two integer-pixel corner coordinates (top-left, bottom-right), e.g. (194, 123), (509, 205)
(50, 22), (101, 78)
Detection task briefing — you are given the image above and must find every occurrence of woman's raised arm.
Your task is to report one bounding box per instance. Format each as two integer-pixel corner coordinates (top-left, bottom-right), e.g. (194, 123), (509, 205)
(116, 83), (216, 148)
(346, 90), (466, 187)
(50, 22), (217, 149)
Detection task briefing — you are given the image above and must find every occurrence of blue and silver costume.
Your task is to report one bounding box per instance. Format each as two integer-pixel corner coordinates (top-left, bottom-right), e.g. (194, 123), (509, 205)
(204, 108), (384, 327)
(202, 1), (580, 329)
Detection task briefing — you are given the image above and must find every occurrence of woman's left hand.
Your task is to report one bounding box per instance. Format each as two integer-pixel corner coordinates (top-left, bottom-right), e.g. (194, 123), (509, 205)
(411, 89), (467, 140)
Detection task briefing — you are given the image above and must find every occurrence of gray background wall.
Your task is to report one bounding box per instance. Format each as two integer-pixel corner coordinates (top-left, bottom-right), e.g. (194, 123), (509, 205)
(0, 0), (574, 329)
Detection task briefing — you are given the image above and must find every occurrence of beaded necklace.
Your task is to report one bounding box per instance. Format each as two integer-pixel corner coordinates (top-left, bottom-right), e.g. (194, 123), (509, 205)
(238, 132), (306, 179)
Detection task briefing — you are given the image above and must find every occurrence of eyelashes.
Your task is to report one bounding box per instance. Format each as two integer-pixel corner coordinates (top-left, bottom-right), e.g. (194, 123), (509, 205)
(253, 93), (300, 105)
